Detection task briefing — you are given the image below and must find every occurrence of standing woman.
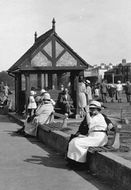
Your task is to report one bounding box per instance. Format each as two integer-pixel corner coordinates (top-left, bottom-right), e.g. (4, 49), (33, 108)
(116, 81), (123, 103)
(85, 80), (92, 105)
(78, 75), (87, 117)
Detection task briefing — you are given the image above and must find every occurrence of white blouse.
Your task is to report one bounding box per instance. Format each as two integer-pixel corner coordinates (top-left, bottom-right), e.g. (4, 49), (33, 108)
(88, 113), (107, 132)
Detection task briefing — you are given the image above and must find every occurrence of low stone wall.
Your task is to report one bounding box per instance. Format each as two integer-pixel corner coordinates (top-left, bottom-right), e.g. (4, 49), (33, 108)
(89, 152), (131, 190)
(38, 125), (131, 190)
(38, 126), (69, 154)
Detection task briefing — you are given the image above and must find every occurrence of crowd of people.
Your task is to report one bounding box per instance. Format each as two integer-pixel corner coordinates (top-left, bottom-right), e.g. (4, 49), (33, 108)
(15, 77), (130, 138)
(15, 77), (129, 171)
(78, 77), (131, 110)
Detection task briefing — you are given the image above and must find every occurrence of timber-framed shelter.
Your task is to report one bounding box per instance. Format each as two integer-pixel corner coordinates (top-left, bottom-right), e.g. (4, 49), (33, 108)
(8, 19), (89, 116)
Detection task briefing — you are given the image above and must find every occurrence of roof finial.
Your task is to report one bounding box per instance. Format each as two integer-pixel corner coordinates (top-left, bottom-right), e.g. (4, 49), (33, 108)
(34, 31), (37, 43)
(52, 18), (56, 32)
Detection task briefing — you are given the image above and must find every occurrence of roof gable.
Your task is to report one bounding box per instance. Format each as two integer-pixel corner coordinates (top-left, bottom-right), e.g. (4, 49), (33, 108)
(8, 22), (89, 73)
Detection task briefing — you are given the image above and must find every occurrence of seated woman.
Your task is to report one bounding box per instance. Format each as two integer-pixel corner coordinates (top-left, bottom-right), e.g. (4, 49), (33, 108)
(66, 100), (114, 169)
(16, 92), (54, 137)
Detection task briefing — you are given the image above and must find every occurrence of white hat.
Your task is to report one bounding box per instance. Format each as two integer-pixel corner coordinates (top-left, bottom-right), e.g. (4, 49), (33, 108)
(40, 89), (46, 94)
(30, 90), (35, 96)
(42, 92), (51, 101)
(89, 100), (102, 110)
(85, 80), (90, 84)
(117, 80), (121, 83)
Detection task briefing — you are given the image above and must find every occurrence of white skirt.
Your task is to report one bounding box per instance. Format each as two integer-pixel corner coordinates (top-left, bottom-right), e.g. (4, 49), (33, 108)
(67, 132), (108, 163)
(78, 92), (87, 108)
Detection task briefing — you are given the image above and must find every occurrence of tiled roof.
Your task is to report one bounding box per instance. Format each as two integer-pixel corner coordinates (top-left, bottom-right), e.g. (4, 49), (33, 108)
(8, 28), (89, 73)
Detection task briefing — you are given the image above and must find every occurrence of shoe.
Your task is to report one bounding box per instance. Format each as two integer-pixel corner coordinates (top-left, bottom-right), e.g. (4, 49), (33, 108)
(15, 128), (24, 134)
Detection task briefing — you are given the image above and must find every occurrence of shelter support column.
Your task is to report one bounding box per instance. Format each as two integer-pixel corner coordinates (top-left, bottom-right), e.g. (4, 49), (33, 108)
(112, 73), (114, 84)
(15, 74), (21, 113)
(74, 75), (79, 117)
(44, 74), (46, 89)
(57, 73), (63, 89)
(41, 74), (48, 89)
(52, 74), (57, 89)
(45, 74), (48, 89)
(37, 74), (41, 89)
(25, 73), (30, 114)
(48, 74), (52, 89)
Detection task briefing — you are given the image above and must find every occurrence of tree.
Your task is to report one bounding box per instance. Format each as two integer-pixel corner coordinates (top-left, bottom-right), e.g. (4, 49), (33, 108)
(0, 71), (14, 89)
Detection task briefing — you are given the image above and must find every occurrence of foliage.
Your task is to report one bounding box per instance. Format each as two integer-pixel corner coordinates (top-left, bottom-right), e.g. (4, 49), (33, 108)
(0, 71), (14, 89)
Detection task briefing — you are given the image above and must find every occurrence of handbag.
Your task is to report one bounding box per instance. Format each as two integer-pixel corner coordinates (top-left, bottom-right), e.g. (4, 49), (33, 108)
(27, 115), (35, 123)
(68, 116), (89, 143)
(77, 116), (89, 135)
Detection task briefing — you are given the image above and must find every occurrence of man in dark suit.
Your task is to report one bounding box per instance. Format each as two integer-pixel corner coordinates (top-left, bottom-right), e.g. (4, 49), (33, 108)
(58, 88), (73, 116)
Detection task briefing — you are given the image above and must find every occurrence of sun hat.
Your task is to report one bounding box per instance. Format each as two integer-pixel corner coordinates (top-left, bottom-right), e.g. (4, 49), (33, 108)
(40, 89), (46, 95)
(30, 90), (35, 96)
(85, 79), (90, 84)
(42, 92), (51, 101)
(89, 100), (102, 110)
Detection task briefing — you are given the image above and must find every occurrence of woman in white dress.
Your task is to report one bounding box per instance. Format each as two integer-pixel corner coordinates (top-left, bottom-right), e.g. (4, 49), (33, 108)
(85, 80), (92, 105)
(116, 80), (123, 103)
(67, 100), (108, 167)
(78, 76), (87, 117)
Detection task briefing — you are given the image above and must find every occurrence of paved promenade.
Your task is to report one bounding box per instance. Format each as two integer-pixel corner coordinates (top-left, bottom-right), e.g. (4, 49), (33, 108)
(0, 115), (114, 190)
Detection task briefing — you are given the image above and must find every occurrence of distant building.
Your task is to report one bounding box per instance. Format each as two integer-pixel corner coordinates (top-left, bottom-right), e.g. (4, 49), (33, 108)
(84, 63), (113, 84)
(105, 59), (131, 83)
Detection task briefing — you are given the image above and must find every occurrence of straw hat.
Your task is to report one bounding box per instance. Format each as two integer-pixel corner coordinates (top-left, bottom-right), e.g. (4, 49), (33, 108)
(85, 79), (90, 84)
(40, 89), (46, 95)
(42, 92), (51, 101)
(89, 100), (102, 110)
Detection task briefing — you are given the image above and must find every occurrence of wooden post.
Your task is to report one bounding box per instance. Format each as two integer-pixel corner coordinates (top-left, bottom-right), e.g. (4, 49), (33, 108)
(112, 73), (114, 84)
(75, 75), (79, 118)
(37, 73), (41, 89)
(15, 74), (21, 113)
(25, 73), (30, 115)
(48, 73), (52, 89)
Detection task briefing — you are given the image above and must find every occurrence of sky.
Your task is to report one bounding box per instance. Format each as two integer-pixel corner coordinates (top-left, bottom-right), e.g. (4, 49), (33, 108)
(0, 0), (131, 71)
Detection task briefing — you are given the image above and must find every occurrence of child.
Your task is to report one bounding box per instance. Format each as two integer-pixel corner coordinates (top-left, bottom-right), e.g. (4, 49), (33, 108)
(27, 90), (37, 117)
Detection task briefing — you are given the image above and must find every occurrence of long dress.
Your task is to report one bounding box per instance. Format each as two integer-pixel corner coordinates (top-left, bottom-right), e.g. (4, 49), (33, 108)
(24, 102), (54, 136)
(86, 86), (92, 104)
(27, 95), (37, 109)
(116, 84), (123, 101)
(67, 113), (108, 163)
(78, 82), (87, 113)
